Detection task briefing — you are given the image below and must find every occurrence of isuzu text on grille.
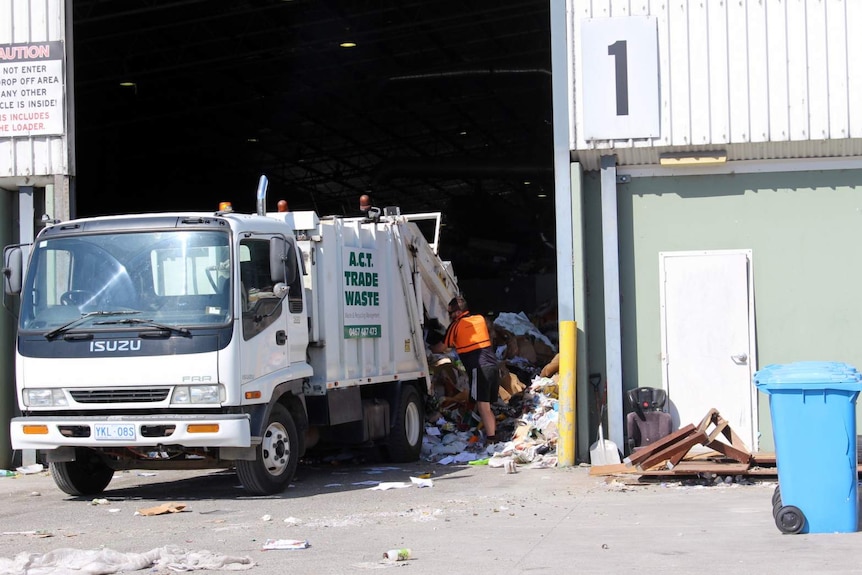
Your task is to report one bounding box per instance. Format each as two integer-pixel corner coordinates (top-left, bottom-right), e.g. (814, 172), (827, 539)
(89, 340), (141, 352)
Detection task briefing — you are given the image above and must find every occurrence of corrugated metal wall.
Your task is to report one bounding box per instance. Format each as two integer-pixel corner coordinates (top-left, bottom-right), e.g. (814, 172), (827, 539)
(571, 0), (862, 159)
(0, 0), (70, 181)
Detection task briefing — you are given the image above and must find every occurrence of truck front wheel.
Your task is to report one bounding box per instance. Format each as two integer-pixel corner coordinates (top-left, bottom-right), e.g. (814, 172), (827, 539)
(236, 403), (299, 495)
(51, 448), (115, 496)
(387, 385), (424, 462)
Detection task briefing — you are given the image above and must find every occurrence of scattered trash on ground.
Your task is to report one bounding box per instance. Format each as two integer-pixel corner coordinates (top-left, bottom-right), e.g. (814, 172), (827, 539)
(0, 546), (254, 574)
(1, 530), (53, 538)
(135, 502), (188, 516)
(383, 548), (411, 561)
(409, 476), (433, 488)
(422, 306), (561, 471)
(90, 499), (110, 506)
(369, 482), (411, 491)
(261, 539), (310, 550)
(15, 464), (44, 475)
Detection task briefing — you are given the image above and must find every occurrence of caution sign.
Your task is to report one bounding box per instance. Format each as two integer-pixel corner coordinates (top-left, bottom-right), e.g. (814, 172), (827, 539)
(0, 41), (65, 137)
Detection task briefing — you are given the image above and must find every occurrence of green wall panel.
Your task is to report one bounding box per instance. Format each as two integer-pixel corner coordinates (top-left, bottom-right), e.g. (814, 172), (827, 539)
(583, 169), (862, 451)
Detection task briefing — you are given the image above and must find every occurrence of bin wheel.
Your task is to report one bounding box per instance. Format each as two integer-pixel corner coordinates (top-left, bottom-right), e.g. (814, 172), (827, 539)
(772, 485), (781, 507)
(775, 505), (805, 534)
(772, 499), (783, 518)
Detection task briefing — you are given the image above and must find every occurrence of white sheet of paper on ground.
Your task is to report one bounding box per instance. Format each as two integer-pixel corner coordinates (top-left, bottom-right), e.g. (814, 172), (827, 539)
(369, 482), (411, 490)
(261, 539), (310, 550)
(409, 476), (433, 488)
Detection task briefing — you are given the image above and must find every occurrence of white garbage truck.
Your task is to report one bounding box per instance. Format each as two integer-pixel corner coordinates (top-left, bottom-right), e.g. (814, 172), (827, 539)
(2, 176), (458, 495)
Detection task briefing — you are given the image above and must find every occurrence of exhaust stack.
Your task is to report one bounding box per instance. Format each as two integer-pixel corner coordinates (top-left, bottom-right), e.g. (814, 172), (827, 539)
(256, 175), (269, 216)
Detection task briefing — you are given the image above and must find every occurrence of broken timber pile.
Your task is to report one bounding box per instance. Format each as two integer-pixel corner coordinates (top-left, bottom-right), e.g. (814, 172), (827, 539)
(590, 408), (777, 478)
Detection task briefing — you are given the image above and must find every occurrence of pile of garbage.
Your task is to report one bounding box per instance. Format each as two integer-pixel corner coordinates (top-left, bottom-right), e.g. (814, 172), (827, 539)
(422, 308), (563, 469)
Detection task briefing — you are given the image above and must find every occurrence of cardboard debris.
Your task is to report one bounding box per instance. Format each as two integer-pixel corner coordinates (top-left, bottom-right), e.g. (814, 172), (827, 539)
(540, 354), (559, 378)
(136, 502), (188, 516)
(499, 366), (526, 396)
(421, 307), (559, 469)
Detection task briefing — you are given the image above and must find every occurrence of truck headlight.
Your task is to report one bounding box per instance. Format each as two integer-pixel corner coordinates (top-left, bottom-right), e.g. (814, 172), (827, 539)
(172, 385), (224, 404)
(23, 389), (68, 407)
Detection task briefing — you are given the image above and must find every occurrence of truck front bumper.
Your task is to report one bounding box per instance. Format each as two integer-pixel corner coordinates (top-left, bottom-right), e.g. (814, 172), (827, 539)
(10, 414), (251, 450)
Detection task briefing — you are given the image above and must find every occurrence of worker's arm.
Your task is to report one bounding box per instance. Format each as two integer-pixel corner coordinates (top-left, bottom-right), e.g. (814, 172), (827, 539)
(429, 341), (447, 354)
(426, 318), (447, 353)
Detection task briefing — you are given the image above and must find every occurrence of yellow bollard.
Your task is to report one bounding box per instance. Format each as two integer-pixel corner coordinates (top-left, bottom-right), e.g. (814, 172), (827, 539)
(557, 320), (577, 466)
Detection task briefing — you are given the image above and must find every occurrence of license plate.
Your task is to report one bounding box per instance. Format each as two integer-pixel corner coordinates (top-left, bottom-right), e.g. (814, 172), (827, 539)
(94, 423), (136, 441)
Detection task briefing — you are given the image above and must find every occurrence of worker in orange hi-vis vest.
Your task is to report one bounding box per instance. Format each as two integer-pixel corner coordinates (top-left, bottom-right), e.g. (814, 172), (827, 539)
(430, 296), (501, 444)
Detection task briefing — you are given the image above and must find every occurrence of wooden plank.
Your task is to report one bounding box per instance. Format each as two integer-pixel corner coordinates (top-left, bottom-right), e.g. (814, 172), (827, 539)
(683, 449), (722, 461)
(711, 413), (750, 452)
(706, 439), (751, 465)
(696, 408), (718, 432)
(745, 467), (779, 477)
(637, 431), (707, 472)
(638, 461), (753, 477)
(670, 461), (750, 474)
(624, 424), (696, 466)
(751, 452), (776, 465)
(588, 463), (634, 476)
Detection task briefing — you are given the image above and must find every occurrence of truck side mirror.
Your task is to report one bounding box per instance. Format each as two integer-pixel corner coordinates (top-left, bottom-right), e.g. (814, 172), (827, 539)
(3, 246), (22, 295)
(270, 237), (286, 284)
(284, 243), (297, 286)
(270, 237), (297, 286)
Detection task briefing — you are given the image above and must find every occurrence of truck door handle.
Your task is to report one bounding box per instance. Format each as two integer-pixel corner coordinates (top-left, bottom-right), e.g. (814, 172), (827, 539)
(731, 353), (748, 364)
(275, 330), (287, 345)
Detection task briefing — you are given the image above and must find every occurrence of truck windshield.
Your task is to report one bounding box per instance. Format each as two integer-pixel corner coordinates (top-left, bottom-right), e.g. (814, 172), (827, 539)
(19, 230), (231, 333)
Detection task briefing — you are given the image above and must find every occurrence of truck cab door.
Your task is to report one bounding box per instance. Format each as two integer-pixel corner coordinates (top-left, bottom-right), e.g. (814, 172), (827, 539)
(282, 239), (309, 366)
(238, 236), (288, 381)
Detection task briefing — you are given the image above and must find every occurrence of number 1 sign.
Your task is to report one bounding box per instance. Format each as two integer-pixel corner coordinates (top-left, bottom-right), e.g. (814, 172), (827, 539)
(580, 16), (660, 141)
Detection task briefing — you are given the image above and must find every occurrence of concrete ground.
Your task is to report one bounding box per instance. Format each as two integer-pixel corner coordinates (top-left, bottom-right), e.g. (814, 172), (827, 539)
(0, 458), (859, 574)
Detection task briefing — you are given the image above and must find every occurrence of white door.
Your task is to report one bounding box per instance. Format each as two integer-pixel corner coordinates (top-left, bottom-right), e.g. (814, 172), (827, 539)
(660, 250), (757, 451)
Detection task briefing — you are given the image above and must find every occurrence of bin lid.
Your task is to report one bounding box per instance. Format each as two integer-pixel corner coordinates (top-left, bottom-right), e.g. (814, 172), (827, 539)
(754, 361), (862, 392)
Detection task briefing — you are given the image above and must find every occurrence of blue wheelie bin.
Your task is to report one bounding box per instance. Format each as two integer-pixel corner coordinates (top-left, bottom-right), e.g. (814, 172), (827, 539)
(754, 361), (862, 534)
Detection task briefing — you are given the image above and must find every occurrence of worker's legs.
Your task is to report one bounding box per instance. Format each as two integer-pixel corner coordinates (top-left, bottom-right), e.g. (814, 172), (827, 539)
(474, 364), (501, 443)
(477, 400), (496, 438)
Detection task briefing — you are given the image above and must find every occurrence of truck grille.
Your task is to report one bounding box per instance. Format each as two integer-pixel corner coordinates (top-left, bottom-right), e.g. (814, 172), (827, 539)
(69, 388), (170, 403)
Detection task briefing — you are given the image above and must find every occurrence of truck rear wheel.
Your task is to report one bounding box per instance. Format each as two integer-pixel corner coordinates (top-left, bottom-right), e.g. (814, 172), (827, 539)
(236, 403), (298, 495)
(387, 385), (424, 462)
(50, 448), (115, 496)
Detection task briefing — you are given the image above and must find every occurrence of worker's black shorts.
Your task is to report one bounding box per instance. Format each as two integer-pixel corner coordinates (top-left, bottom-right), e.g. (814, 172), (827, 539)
(469, 365), (500, 403)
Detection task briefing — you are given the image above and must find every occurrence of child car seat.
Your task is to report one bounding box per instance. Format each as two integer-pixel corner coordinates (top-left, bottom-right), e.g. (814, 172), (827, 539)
(625, 387), (673, 454)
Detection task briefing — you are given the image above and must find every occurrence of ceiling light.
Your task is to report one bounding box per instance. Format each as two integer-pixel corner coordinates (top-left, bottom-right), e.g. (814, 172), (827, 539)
(523, 181), (531, 185)
(340, 42), (357, 48)
(659, 151), (727, 166)
(459, 130), (467, 136)
(537, 193), (547, 198)
(119, 81), (136, 88)
(247, 138), (259, 143)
